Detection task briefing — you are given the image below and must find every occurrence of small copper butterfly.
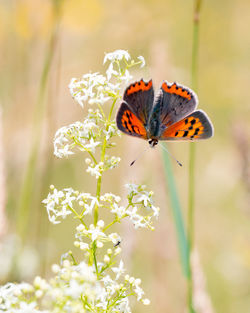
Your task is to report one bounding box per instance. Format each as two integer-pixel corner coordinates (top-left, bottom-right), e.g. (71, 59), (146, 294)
(116, 79), (214, 147)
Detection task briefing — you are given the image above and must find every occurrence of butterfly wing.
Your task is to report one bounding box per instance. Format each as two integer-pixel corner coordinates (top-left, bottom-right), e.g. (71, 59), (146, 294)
(116, 79), (154, 139)
(116, 102), (147, 139)
(157, 81), (198, 127)
(123, 79), (154, 124)
(159, 110), (214, 141)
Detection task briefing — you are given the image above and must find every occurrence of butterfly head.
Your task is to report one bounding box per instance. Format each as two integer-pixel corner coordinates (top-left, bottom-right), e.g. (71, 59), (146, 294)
(148, 138), (158, 148)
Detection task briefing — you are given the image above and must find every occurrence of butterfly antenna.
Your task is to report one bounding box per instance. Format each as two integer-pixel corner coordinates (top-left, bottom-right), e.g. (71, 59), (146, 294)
(160, 143), (183, 167)
(130, 146), (150, 166)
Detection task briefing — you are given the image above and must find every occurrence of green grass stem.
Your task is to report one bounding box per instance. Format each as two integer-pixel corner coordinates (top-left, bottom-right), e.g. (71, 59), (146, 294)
(187, 1), (202, 312)
(161, 146), (190, 278)
(17, 2), (62, 243)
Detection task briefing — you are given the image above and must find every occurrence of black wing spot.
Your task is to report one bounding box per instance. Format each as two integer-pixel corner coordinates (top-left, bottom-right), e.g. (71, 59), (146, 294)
(185, 118), (189, 124)
(124, 121), (131, 133)
(183, 130), (189, 137)
(131, 125), (139, 134)
(175, 131), (179, 136)
(191, 119), (196, 125)
(188, 126), (193, 130)
(194, 128), (200, 135)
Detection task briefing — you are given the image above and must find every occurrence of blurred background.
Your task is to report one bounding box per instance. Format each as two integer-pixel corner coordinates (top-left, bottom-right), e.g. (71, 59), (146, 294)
(0, 0), (250, 312)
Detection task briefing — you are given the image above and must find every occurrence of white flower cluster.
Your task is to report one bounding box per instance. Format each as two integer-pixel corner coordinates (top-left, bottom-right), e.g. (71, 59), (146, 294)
(0, 256), (150, 313)
(109, 184), (160, 229)
(0, 282), (39, 313)
(42, 186), (101, 224)
(86, 156), (121, 179)
(43, 183), (159, 229)
(69, 73), (119, 107)
(54, 109), (102, 158)
(69, 50), (145, 108)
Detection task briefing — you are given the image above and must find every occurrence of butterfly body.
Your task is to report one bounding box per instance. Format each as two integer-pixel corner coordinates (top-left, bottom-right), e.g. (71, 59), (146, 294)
(116, 79), (213, 146)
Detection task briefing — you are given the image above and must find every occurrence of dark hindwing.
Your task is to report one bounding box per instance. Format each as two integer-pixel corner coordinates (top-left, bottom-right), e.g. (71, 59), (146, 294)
(158, 81), (198, 127)
(116, 102), (147, 139)
(123, 79), (154, 125)
(160, 110), (214, 141)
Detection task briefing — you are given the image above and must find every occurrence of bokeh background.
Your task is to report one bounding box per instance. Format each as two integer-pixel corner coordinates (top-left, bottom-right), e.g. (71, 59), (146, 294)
(0, 0), (250, 312)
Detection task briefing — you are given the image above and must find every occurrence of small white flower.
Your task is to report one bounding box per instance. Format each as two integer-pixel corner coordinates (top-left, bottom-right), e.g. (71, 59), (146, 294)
(107, 248), (112, 255)
(109, 233), (121, 245)
(137, 55), (146, 68)
(81, 226), (106, 242)
(114, 247), (121, 255)
(18, 301), (41, 313)
(85, 158), (91, 164)
(118, 297), (131, 313)
(104, 255), (110, 263)
(111, 203), (126, 218)
(152, 205), (160, 218)
(86, 162), (103, 179)
(134, 284), (144, 300)
(80, 242), (89, 251)
(74, 241), (80, 248)
(112, 260), (125, 280)
(65, 280), (83, 299)
(142, 298), (150, 305)
(97, 220), (105, 228)
(96, 241), (103, 248)
(51, 264), (60, 274)
(120, 69), (132, 83)
(106, 62), (119, 80)
(125, 183), (139, 194)
(84, 137), (100, 153)
(43, 188), (82, 224)
(134, 278), (141, 285)
(54, 120), (101, 158)
(129, 277), (135, 284)
(76, 224), (85, 232)
(137, 194), (150, 206)
(103, 50), (131, 64)
(35, 289), (43, 298)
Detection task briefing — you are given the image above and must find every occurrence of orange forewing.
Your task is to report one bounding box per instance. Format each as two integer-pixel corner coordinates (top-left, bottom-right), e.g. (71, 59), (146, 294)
(162, 82), (192, 100)
(161, 115), (205, 140)
(121, 109), (147, 138)
(126, 79), (153, 96)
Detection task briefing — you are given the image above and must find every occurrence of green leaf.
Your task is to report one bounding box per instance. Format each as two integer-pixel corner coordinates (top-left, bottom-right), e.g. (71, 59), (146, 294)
(161, 144), (190, 278)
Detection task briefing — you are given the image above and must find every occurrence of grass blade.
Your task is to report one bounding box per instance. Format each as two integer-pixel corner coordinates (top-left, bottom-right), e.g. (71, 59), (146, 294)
(161, 144), (190, 278)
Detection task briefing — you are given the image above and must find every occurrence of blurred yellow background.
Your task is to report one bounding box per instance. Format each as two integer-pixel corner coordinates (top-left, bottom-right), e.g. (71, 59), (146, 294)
(0, 0), (250, 312)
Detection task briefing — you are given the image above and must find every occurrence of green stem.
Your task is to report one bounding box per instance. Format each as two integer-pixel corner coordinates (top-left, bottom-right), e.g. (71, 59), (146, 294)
(94, 98), (117, 225)
(103, 218), (118, 232)
(162, 146), (190, 278)
(68, 250), (78, 265)
(92, 241), (101, 279)
(17, 3), (62, 243)
(88, 151), (98, 165)
(69, 206), (87, 227)
(92, 98), (117, 278)
(187, 1), (202, 312)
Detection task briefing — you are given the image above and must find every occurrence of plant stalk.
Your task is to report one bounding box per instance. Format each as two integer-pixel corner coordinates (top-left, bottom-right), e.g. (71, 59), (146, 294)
(162, 147), (190, 278)
(187, 1), (202, 312)
(17, 2), (62, 243)
(94, 98), (117, 225)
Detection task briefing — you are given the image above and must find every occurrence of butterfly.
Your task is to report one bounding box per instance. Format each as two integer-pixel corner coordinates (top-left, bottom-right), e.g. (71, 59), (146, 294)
(116, 79), (214, 147)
